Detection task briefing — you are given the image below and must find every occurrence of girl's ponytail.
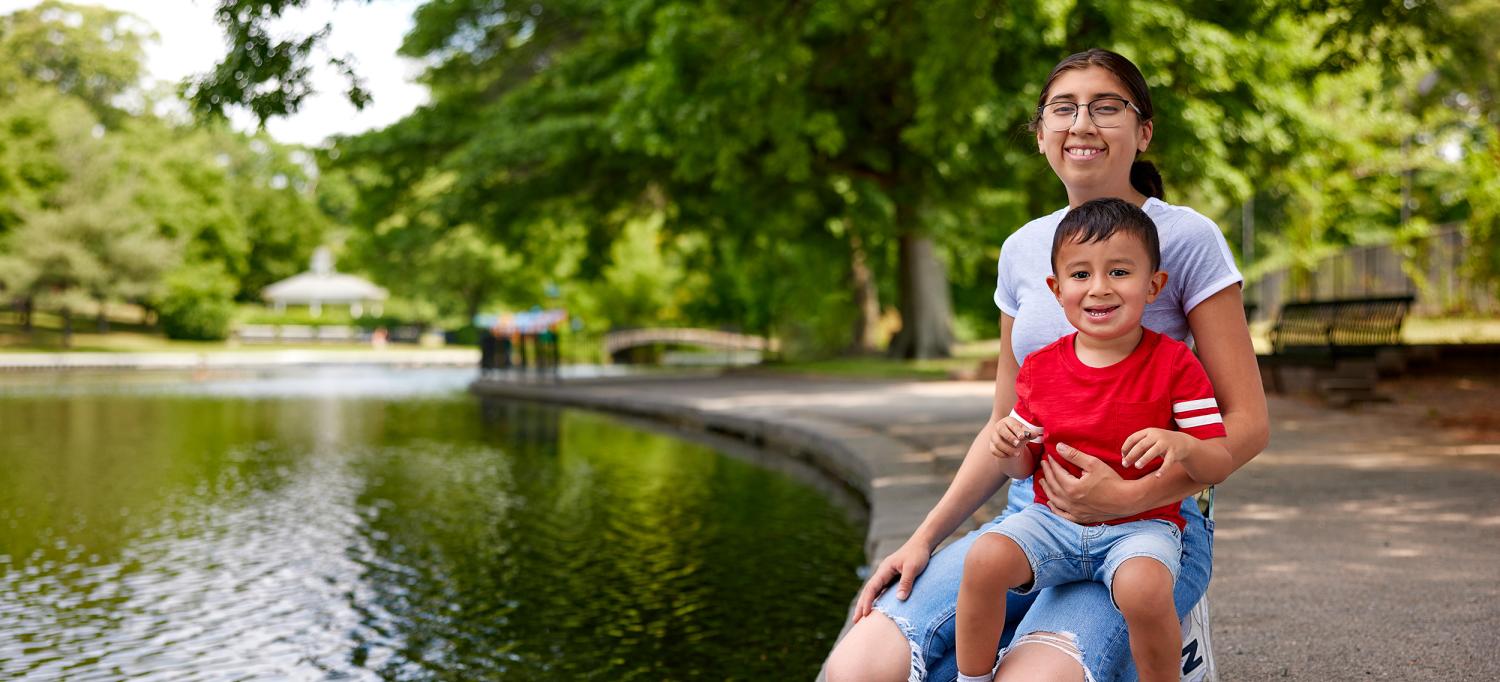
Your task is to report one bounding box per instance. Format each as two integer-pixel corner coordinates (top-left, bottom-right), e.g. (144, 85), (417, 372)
(1130, 160), (1164, 200)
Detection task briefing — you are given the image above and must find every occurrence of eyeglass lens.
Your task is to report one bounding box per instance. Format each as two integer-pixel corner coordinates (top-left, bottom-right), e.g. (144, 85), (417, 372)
(1041, 98), (1132, 131)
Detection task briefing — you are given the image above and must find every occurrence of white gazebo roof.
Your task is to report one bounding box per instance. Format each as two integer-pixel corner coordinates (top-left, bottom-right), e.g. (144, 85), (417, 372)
(261, 248), (388, 305)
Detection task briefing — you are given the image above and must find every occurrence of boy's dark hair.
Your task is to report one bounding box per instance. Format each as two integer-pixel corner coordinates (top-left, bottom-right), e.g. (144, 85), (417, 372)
(1051, 198), (1161, 274)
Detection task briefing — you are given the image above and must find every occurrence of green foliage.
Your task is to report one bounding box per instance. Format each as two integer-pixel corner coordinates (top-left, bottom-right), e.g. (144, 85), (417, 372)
(0, 86), (74, 235)
(0, 1), (150, 125)
(186, 0), (1500, 358)
(0, 96), (176, 318)
(1463, 126), (1500, 298)
(155, 263), (236, 341)
(0, 1), (336, 344)
(183, 0), (370, 125)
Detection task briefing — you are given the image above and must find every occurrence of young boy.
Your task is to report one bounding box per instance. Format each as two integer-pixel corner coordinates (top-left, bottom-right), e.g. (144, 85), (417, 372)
(954, 198), (1234, 682)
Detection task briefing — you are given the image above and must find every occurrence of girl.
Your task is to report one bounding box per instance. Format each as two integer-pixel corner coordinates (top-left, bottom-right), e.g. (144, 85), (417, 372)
(824, 49), (1269, 682)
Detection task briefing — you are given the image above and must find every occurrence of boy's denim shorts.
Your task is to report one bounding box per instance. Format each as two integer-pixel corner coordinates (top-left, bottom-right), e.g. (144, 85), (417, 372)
(872, 479), (1213, 682)
(985, 503), (1182, 604)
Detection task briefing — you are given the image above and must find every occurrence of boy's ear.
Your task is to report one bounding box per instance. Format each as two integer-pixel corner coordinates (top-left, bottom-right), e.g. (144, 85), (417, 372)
(1146, 270), (1168, 302)
(1047, 274), (1062, 300)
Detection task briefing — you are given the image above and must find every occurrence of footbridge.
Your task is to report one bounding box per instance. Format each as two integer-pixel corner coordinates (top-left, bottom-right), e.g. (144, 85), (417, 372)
(601, 328), (777, 357)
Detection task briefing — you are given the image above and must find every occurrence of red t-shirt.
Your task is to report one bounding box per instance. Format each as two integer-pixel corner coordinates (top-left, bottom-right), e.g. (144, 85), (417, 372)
(1010, 329), (1227, 529)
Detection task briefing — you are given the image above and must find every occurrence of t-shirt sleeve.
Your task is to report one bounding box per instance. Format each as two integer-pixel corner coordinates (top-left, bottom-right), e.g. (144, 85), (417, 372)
(1168, 212), (1243, 313)
(1009, 358), (1044, 443)
(993, 236), (1021, 317)
(1170, 348), (1227, 440)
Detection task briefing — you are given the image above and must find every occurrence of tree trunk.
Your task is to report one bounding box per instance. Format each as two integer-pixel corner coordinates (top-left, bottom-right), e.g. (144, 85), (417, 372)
(846, 229), (881, 355)
(465, 286), (486, 327)
(61, 307), (73, 349)
(96, 298), (110, 334)
(21, 297), (32, 332)
(887, 218), (955, 359)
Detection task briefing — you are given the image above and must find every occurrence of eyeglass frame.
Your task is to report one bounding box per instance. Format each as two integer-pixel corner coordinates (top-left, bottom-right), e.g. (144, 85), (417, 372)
(1035, 97), (1145, 132)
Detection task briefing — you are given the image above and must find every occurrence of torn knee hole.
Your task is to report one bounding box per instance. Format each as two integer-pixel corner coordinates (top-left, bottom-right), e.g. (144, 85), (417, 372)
(1012, 631), (1082, 657)
(871, 608), (927, 682)
(1003, 631), (1096, 682)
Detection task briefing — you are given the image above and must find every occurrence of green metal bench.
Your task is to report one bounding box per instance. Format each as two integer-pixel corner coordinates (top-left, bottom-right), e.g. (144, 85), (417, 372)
(1263, 295), (1415, 404)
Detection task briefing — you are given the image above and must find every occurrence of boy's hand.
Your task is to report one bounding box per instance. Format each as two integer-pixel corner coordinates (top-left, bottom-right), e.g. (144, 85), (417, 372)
(1120, 427), (1197, 475)
(989, 416), (1042, 459)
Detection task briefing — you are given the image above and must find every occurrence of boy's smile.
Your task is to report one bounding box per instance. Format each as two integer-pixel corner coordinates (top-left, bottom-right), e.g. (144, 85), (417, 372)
(1048, 231), (1168, 360)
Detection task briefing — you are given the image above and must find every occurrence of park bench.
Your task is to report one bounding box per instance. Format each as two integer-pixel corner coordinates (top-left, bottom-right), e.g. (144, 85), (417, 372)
(316, 325), (355, 343)
(279, 325), (316, 343)
(1262, 295), (1415, 405)
(387, 325), (424, 344)
(235, 325), (278, 344)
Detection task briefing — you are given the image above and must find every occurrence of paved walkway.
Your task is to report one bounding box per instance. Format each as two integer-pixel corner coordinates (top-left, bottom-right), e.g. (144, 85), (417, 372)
(472, 372), (1500, 680)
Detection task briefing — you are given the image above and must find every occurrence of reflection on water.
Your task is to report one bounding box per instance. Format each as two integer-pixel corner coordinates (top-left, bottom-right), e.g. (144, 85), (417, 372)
(0, 368), (863, 679)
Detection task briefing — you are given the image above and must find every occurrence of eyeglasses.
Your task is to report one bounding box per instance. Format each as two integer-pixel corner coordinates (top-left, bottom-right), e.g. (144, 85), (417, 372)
(1037, 97), (1142, 132)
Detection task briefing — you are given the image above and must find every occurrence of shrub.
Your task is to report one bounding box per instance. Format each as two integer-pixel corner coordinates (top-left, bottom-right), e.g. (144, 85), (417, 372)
(156, 264), (236, 341)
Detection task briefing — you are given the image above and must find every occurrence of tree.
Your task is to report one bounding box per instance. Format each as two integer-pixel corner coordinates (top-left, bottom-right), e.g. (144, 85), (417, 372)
(331, 164), (526, 326)
(0, 1), (151, 126)
(0, 98), (175, 346)
(194, 0), (1497, 355)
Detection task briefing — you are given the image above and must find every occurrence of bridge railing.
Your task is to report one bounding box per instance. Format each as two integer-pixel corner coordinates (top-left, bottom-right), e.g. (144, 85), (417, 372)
(600, 328), (777, 357)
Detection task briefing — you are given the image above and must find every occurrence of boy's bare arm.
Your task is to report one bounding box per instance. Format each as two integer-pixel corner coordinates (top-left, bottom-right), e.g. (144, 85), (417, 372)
(1176, 435), (1232, 484)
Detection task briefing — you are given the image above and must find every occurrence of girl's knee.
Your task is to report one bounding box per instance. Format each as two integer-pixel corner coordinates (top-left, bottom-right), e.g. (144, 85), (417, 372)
(824, 611), (917, 682)
(995, 631), (1088, 682)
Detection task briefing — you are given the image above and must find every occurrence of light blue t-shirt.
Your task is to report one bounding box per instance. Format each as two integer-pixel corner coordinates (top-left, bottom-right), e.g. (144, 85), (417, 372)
(994, 197), (1243, 366)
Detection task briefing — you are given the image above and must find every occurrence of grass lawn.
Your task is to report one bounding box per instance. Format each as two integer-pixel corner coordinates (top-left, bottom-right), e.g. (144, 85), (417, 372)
(766, 316), (1500, 381)
(755, 339), (1001, 380)
(1248, 316), (1500, 354)
(0, 311), (455, 355)
(5, 307), (1496, 379)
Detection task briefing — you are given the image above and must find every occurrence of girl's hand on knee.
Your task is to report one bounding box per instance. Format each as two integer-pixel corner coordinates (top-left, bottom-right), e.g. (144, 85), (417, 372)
(853, 540), (931, 621)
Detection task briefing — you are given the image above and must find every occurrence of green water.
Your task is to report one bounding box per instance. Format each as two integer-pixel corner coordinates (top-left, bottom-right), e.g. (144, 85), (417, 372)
(0, 368), (864, 679)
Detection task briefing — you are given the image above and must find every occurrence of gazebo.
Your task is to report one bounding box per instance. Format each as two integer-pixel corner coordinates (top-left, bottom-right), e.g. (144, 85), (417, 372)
(261, 247), (388, 317)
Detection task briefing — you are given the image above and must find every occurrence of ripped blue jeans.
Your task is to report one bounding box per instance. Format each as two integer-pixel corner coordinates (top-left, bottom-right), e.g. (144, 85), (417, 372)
(872, 479), (1214, 682)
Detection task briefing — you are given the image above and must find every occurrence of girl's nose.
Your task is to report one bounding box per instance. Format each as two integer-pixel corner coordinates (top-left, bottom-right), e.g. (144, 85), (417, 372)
(1069, 107), (1099, 134)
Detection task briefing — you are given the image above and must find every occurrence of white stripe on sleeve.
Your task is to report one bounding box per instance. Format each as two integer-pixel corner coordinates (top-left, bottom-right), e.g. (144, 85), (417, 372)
(1008, 410), (1045, 442)
(1173, 397), (1218, 413)
(1175, 413), (1225, 429)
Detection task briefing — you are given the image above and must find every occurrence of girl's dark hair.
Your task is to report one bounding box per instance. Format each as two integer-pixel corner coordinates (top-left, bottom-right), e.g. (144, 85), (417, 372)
(1051, 198), (1162, 274)
(1030, 49), (1164, 200)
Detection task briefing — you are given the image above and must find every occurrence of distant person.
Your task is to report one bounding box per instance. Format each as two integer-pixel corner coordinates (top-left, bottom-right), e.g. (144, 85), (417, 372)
(953, 198), (1233, 682)
(825, 48), (1269, 682)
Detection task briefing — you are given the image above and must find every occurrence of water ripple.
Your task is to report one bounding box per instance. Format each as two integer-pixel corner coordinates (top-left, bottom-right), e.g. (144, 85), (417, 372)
(0, 371), (863, 679)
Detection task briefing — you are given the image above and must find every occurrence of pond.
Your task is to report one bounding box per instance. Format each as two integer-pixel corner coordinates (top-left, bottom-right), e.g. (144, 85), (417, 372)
(0, 367), (865, 679)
